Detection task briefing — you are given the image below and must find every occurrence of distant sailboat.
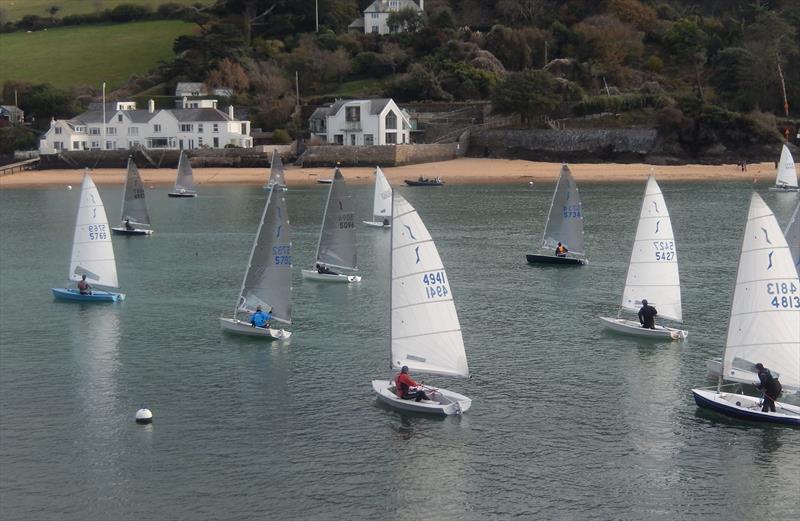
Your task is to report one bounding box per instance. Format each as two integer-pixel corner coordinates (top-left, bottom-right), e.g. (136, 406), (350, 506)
(769, 144), (798, 192)
(220, 186), (292, 339)
(168, 151), (197, 197)
(111, 157), (153, 235)
(371, 191), (472, 415)
(785, 202), (800, 269)
(363, 166), (392, 228)
(526, 164), (586, 265)
(599, 176), (687, 339)
(263, 150), (286, 191)
(52, 170), (125, 302)
(302, 168), (361, 282)
(695, 194), (800, 426)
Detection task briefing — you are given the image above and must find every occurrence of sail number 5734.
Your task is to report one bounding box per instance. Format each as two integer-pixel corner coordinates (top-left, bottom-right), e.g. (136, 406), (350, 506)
(422, 271), (449, 299)
(767, 281), (799, 308)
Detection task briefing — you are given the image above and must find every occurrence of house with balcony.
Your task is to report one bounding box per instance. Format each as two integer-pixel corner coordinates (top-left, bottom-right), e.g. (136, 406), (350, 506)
(349, 0), (423, 35)
(309, 98), (410, 146)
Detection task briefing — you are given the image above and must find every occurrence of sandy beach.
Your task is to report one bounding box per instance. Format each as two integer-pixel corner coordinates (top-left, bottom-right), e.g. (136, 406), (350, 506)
(0, 158), (776, 189)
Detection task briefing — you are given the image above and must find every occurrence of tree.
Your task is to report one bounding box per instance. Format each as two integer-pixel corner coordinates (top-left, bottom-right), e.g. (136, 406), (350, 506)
(663, 19), (708, 64)
(491, 69), (560, 126)
(710, 47), (761, 112)
(575, 15), (644, 80)
(387, 7), (424, 33)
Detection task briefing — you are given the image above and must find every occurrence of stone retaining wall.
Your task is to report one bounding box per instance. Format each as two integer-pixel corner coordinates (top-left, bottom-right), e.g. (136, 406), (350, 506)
(296, 144), (459, 167)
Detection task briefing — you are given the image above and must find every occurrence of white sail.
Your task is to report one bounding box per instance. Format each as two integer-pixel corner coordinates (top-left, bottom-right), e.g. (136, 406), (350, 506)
(119, 158), (151, 227)
(236, 187), (292, 324)
(69, 171), (119, 288)
(723, 193), (799, 389)
(785, 202), (800, 269)
(372, 166), (392, 221)
(775, 145), (798, 189)
(541, 164), (585, 256)
(315, 168), (357, 271)
(174, 151), (196, 192)
(620, 176), (682, 321)
(265, 150), (286, 189)
(390, 192), (468, 378)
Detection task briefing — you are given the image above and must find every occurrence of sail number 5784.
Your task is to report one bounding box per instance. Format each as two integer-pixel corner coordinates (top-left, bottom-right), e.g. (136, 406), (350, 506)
(422, 271), (449, 299)
(767, 281), (799, 308)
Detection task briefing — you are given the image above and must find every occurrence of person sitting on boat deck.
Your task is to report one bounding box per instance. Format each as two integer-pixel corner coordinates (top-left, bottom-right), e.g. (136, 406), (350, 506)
(124, 219), (134, 231)
(77, 274), (92, 295)
(755, 363), (782, 412)
(250, 305), (271, 328)
(316, 263), (338, 276)
(555, 242), (568, 257)
(638, 299), (658, 329)
(395, 366), (430, 402)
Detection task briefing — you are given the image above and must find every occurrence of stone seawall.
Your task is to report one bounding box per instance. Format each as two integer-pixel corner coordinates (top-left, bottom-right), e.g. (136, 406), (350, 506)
(296, 144), (459, 167)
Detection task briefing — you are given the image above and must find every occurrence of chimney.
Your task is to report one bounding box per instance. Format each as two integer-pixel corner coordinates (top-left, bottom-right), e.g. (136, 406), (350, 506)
(228, 105), (234, 119)
(148, 99), (155, 113)
(182, 96), (188, 109)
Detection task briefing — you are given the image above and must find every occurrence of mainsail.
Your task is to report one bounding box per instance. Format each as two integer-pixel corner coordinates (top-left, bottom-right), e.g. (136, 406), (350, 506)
(174, 151), (196, 192)
(236, 187), (292, 324)
(372, 166), (392, 221)
(390, 192), (469, 378)
(723, 193), (799, 389)
(620, 176), (682, 321)
(69, 171), (119, 288)
(541, 165), (585, 255)
(785, 202), (800, 269)
(265, 150), (286, 189)
(120, 158), (151, 227)
(775, 145), (798, 189)
(315, 168), (357, 271)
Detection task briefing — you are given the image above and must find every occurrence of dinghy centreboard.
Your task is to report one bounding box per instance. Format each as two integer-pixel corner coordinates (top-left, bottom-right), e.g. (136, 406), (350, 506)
(363, 166), (392, 228)
(769, 144), (798, 192)
(599, 176), (687, 339)
(52, 170), (125, 302)
(111, 157), (153, 235)
(371, 191), (471, 416)
(168, 150), (197, 197)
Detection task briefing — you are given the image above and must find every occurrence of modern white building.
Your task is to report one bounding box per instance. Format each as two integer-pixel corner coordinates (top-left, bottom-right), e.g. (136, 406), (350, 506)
(39, 100), (251, 153)
(309, 98), (411, 146)
(349, 0), (423, 35)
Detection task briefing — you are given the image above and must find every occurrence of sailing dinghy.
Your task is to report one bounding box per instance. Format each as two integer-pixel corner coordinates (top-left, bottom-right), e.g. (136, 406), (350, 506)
(301, 168), (361, 283)
(769, 144), (798, 192)
(526, 164), (587, 265)
(785, 202), (799, 269)
(371, 191), (471, 416)
(263, 150), (286, 191)
(168, 151), (197, 197)
(52, 170), (125, 302)
(111, 157), (153, 235)
(220, 186), (292, 339)
(693, 193), (800, 425)
(363, 166), (392, 228)
(599, 176), (687, 339)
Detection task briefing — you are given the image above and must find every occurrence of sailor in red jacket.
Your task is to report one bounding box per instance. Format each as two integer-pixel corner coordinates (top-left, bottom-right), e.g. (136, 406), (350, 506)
(395, 366), (430, 402)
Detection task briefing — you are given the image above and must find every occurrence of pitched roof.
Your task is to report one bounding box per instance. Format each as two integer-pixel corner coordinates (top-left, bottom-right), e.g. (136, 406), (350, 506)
(169, 108), (231, 122)
(175, 82), (208, 96)
(310, 98), (398, 119)
(364, 0), (421, 13)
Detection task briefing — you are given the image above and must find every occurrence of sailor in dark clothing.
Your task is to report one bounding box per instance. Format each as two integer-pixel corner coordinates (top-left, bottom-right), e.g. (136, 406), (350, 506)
(755, 362), (782, 412)
(638, 299), (657, 329)
(316, 263), (338, 275)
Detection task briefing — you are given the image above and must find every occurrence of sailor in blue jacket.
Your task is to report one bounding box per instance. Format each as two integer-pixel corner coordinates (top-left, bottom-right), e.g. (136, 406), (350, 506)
(250, 305), (271, 328)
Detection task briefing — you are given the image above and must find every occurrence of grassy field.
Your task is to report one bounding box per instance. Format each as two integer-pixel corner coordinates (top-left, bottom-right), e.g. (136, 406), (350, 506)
(0, 20), (196, 89)
(0, 0), (211, 21)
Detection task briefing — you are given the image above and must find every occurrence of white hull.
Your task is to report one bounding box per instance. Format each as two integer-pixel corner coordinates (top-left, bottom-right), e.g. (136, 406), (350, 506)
(363, 220), (390, 228)
(301, 269), (361, 283)
(111, 227), (153, 235)
(692, 388), (800, 425)
(219, 317), (292, 339)
(371, 380), (471, 415)
(599, 317), (687, 340)
(768, 186), (799, 192)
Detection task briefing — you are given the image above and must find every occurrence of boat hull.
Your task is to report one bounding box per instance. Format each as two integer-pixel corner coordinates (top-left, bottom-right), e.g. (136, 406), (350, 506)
(404, 180), (443, 186)
(219, 317), (292, 339)
(371, 380), (471, 416)
(111, 227), (153, 236)
(363, 220), (390, 228)
(51, 287), (125, 302)
(768, 186), (799, 192)
(316, 179), (333, 184)
(526, 254), (585, 265)
(599, 317), (687, 340)
(301, 269), (361, 283)
(692, 388), (800, 426)
(167, 191), (197, 198)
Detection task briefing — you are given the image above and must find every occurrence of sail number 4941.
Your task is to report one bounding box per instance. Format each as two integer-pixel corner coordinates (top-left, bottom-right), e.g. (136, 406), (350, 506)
(422, 271), (449, 299)
(767, 281), (799, 308)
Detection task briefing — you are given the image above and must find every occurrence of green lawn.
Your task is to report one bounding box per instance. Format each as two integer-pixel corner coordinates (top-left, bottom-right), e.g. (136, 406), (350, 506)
(0, 0), (211, 21)
(0, 20), (196, 89)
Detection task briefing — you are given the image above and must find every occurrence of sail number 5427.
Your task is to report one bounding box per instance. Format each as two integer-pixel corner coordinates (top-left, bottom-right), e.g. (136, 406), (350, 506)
(767, 281), (799, 308)
(653, 241), (675, 261)
(422, 271), (449, 299)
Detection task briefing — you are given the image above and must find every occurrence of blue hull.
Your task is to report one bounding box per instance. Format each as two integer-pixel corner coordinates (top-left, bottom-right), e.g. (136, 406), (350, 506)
(51, 288), (124, 302)
(692, 391), (800, 426)
(526, 254), (585, 265)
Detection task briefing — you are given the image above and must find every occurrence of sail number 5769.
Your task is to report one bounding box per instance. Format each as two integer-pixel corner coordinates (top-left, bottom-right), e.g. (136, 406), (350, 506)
(422, 271), (449, 299)
(767, 281), (799, 308)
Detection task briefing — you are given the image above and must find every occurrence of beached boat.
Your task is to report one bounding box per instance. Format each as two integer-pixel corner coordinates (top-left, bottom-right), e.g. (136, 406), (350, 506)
(220, 186), (292, 339)
(263, 150), (286, 191)
(301, 168), (361, 283)
(785, 202), (800, 269)
(693, 193), (800, 425)
(599, 176), (687, 339)
(168, 151), (197, 197)
(52, 170), (125, 302)
(363, 166), (392, 228)
(111, 157), (153, 236)
(526, 164), (587, 265)
(404, 176), (444, 186)
(371, 191), (471, 416)
(316, 178), (333, 184)
(769, 144), (798, 192)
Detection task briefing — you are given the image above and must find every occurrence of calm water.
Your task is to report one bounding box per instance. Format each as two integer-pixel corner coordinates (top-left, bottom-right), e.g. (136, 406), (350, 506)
(1, 179), (798, 520)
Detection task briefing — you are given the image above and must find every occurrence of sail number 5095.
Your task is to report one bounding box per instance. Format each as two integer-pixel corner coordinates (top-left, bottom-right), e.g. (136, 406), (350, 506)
(422, 271), (449, 299)
(768, 281), (799, 308)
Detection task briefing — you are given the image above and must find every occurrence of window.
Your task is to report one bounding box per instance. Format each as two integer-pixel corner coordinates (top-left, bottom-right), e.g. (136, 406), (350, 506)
(117, 115), (123, 122)
(89, 127), (100, 135)
(128, 127), (138, 136)
(198, 137), (203, 147)
(106, 141), (114, 150)
(385, 112), (397, 129)
(212, 124), (219, 132)
(54, 141), (63, 150)
(91, 141), (99, 149)
(346, 106), (360, 122)
(371, 26), (379, 33)
(74, 126), (86, 133)
(371, 13), (379, 19)
(334, 134), (343, 145)
(350, 134), (356, 145)
(364, 134), (374, 145)
(198, 124), (204, 133)
(72, 141), (80, 150)
(213, 137), (219, 147)
(153, 124), (161, 133)
(241, 123), (247, 135)
(180, 124), (193, 132)
(385, 132), (396, 144)
(54, 127), (62, 135)
(107, 128), (117, 136)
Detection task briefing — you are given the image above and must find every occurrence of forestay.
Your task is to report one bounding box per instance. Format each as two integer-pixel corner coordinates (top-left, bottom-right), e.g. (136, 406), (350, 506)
(70, 172), (119, 288)
(372, 166), (392, 221)
(723, 193), (799, 390)
(265, 150), (286, 189)
(390, 192), (469, 378)
(541, 165), (585, 255)
(236, 187), (292, 324)
(120, 158), (151, 226)
(785, 202), (800, 269)
(315, 168), (357, 271)
(621, 176), (682, 321)
(174, 151), (196, 192)
(775, 145), (798, 188)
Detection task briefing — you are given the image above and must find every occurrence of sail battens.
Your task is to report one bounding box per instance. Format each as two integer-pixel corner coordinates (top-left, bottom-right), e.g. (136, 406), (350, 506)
(393, 328), (463, 341)
(314, 169), (358, 272)
(69, 172), (119, 288)
(540, 165), (585, 256)
(392, 298), (456, 312)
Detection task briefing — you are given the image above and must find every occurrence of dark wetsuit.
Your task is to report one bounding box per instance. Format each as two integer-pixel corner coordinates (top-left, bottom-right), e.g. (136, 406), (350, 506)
(756, 367), (782, 412)
(638, 304), (658, 329)
(316, 264), (337, 275)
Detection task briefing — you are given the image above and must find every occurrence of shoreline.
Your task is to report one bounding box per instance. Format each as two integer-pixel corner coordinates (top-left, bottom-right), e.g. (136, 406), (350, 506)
(0, 158), (777, 189)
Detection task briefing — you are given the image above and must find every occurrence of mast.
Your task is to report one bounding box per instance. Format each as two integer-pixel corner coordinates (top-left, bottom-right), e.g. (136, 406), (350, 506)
(314, 169), (335, 264)
(619, 176), (650, 314)
(540, 167), (561, 249)
(388, 189), (395, 372)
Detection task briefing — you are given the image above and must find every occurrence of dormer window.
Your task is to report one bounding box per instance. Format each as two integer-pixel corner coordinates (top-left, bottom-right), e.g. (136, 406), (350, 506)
(117, 114), (123, 122)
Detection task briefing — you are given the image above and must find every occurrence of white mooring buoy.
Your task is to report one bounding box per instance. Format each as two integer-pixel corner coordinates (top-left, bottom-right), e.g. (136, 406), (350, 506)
(67, 185), (72, 190)
(135, 408), (153, 424)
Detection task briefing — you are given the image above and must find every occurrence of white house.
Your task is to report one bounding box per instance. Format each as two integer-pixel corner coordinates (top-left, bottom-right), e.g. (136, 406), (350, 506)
(349, 0), (423, 35)
(39, 100), (252, 153)
(309, 98), (411, 146)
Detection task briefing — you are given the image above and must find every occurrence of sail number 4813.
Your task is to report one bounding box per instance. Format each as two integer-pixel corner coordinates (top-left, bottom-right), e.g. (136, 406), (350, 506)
(768, 281), (799, 308)
(422, 271), (448, 299)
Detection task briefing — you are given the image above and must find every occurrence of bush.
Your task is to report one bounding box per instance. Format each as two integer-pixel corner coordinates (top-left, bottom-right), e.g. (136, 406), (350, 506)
(573, 94), (668, 116)
(108, 4), (151, 23)
(0, 126), (38, 154)
(272, 128), (292, 144)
